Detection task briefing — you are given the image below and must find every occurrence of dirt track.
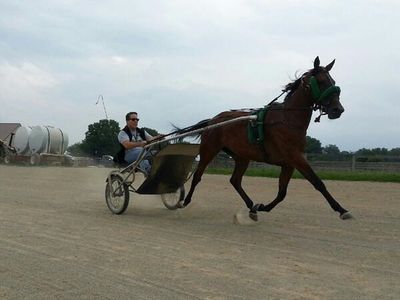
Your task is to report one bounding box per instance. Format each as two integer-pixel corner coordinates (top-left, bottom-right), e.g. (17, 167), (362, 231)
(0, 165), (399, 299)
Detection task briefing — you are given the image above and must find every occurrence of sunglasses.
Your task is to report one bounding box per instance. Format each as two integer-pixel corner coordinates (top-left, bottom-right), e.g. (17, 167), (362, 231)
(129, 118), (139, 121)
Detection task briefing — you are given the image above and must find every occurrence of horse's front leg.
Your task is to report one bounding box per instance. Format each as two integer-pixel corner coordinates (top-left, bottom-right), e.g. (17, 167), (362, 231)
(230, 158), (254, 209)
(251, 165), (294, 215)
(291, 154), (352, 219)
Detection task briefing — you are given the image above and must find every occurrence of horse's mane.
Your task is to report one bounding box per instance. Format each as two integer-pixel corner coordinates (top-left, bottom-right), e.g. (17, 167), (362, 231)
(282, 69), (314, 102)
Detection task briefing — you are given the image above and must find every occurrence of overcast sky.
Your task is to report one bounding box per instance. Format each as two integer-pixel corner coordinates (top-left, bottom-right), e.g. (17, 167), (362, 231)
(1, 0), (399, 152)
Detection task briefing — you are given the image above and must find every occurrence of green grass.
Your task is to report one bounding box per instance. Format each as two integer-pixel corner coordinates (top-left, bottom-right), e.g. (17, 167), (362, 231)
(206, 167), (400, 183)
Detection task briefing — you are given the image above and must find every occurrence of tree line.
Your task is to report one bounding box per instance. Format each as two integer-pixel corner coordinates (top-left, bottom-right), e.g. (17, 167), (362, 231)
(67, 119), (400, 162)
(306, 136), (400, 162)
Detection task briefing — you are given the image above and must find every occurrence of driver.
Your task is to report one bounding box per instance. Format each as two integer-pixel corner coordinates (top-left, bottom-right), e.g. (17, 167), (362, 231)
(116, 112), (157, 174)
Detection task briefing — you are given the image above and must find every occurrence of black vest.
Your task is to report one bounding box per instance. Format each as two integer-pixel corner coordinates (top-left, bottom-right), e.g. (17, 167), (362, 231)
(122, 126), (146, 142)
(113, 126), (146, 164)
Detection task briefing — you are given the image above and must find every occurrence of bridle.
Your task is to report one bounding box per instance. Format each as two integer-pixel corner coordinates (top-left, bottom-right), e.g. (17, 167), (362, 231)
(308, 70), (341, 122)
(266, 70), (341, 122)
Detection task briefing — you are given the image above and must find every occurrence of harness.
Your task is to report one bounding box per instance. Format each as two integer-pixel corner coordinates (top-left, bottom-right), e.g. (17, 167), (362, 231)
(247, 107), (268, 144)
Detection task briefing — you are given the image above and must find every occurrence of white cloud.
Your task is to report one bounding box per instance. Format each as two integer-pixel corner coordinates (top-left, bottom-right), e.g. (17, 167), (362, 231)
(0, 62), (58, 106)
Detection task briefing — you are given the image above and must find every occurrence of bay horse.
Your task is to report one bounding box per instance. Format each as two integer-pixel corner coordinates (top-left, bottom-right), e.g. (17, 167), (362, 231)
(179, 57), (353, 221)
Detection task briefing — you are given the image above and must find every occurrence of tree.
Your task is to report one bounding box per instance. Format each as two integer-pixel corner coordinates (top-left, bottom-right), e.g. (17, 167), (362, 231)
(389, 148), (400, 156)
(372, 148), (388, 155)
(356, 147), (389, 156)
(356, 148), (372, 156)
(80, 119), (121, 157)
(305, 136), (322, 153)
(323, 144), (340, 155)
(67, 142), (86, 156)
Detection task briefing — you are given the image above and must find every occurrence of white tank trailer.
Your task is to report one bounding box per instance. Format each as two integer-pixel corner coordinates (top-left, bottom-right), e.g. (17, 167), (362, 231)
(12, 126), (32, 155)
(7, 125), (69, 165)
(28, 126), (69, 154)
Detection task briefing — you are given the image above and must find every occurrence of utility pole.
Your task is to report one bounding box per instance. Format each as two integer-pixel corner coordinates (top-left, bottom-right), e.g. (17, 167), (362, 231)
(96, 95), (109, 120)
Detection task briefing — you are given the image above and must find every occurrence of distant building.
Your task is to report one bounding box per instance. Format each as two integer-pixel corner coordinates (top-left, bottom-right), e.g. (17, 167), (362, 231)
(0, 123), (21, 145)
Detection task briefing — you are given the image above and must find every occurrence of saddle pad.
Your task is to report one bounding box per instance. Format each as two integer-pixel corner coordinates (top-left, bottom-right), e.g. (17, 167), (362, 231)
(247, 107), (268, 144)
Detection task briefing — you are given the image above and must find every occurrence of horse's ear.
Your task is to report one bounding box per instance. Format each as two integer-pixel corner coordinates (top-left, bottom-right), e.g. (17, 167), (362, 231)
(314, 56), (320, 69)
(325, 59), (335, 71)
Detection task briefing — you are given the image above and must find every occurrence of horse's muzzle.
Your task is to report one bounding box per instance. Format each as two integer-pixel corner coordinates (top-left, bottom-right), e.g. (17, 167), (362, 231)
(328, 106), (344, 119)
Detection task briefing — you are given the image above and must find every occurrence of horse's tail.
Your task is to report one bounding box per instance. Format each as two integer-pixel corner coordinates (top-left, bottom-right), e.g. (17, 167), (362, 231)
(171, 119), (210, 140)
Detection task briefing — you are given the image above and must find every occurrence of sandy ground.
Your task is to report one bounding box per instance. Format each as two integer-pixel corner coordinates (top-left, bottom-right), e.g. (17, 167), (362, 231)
(0, 165), (399, 299)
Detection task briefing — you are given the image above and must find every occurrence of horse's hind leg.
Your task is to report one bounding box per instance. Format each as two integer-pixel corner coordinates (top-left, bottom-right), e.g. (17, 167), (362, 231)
(253, 165), (294, 213)
(292, 155), (352, 219)
(180, 145), (220, 207)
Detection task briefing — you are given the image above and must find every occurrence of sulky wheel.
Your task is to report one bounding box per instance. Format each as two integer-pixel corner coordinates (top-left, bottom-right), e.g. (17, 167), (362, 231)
(161, 185), (185, 210)
(105, 174), (130, 214)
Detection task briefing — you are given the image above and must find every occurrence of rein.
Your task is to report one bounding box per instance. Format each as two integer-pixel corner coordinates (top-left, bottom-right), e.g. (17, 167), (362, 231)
(266, 90), (286, 106)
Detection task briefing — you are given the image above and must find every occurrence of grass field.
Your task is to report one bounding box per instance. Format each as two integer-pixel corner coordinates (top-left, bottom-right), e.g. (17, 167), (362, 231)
(206, 167), (400, 183)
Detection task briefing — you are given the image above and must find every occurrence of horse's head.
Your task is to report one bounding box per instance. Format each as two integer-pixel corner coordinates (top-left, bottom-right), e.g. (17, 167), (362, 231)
(307, 57), (344, 119)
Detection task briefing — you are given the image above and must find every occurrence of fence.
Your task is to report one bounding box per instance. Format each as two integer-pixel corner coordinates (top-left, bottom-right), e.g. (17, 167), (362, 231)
(208, 156), (400, 173)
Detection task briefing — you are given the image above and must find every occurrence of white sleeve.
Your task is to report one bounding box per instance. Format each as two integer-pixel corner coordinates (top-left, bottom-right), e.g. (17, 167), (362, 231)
(118, 131), (129, 144)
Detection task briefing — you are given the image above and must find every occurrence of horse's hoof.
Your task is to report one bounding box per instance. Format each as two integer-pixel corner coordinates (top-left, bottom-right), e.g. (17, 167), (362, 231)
(248, 211), (258, 222)
(340, 212), (353, 220)
(177, 201), (185, 209)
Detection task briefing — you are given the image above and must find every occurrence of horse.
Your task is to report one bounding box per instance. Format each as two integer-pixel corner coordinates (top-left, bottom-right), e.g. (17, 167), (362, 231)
(178, 56), (353, 221)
